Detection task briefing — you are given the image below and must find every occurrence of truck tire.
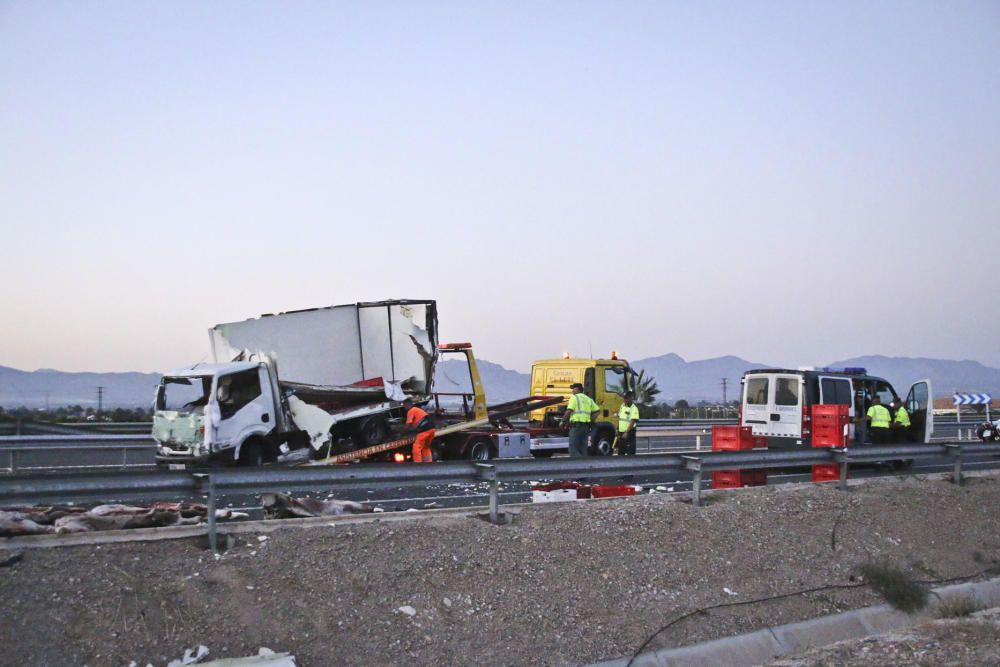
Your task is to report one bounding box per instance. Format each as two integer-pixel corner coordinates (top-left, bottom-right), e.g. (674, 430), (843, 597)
(237, 438), (264, 467)
(590, 429), (615, 457)
(466, 437), (496, 461)
(531, 450), (554, 458)
(352, 416), (389, 448)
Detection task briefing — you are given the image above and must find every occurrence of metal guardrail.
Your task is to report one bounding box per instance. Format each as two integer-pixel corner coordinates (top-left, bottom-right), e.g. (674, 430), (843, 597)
(2, 442), (999, 547)
(0, 435), (155, 474)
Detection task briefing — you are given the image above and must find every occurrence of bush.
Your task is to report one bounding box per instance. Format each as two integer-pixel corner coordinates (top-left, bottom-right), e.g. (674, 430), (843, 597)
(858, 561), (928, 613)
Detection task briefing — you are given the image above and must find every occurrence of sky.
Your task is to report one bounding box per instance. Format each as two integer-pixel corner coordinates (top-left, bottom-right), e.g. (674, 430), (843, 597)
(2, 1), (999, 374)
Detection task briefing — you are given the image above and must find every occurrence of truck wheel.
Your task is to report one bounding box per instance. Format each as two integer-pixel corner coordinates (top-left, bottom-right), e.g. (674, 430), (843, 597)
(531, 451), (554, 458)
(352, 417), (389, 448)
(590, 430), (614, 457)
(466, 437), (496, 461)
(237, 439), (264, 467)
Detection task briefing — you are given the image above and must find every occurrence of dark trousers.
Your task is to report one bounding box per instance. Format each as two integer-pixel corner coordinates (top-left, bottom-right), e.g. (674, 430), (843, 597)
(617, 430), (636, 456)
(568, 424), (591, 457)
(871, 427), (891, 445)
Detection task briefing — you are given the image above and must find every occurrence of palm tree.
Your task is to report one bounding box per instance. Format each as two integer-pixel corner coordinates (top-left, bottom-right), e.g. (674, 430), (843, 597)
(615, 370), (661, 406)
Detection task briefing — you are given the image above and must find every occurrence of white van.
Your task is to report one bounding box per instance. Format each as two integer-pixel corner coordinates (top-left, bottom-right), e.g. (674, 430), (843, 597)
(740, 368), (933, 447)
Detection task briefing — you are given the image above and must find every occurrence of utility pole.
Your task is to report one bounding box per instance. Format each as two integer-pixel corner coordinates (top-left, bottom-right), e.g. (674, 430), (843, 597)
(96, 386), (104, 417)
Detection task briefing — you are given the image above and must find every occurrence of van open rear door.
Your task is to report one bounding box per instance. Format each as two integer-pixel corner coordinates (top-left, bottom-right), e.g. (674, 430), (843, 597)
(905, 379), (934, 443)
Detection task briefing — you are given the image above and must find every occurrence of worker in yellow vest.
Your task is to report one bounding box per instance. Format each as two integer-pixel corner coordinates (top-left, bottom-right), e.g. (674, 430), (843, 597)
(866, 396), (892, 444)
(891, 398), (911, 442)
(616, 392), (640, 455)
(561, 382), (599, 457)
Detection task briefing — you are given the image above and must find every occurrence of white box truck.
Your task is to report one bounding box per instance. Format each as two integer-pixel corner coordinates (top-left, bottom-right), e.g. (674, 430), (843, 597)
(153, 300), (437, 466)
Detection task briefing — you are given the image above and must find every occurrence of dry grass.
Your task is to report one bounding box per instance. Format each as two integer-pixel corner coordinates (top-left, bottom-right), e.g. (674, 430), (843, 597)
(858, 561), (928, 613)
(935, 594), (984, 619)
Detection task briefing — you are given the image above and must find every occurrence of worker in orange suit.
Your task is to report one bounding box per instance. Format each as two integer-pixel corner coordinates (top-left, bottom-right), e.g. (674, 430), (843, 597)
(402, 398), (436, 463)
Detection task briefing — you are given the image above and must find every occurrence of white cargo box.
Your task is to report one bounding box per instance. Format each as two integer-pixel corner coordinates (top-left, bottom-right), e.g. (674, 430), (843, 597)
(209, 300), (437, 393)
(531, 488), (579, 503)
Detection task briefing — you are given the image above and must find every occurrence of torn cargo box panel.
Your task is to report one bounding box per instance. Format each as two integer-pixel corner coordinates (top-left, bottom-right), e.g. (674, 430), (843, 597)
(208, 300), (437, 392)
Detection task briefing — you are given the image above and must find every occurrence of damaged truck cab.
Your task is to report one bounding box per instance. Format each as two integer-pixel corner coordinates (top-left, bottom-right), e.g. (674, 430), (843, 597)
(154, 300), (438, 467)
(154, 361), (283, 465)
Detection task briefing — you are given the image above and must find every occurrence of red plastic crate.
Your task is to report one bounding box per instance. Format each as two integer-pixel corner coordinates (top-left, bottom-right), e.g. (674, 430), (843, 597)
(590, 485), (636, 498)
(812, 425), (848, 448)
(812, 404), (850, 418)
(711, 470), (767, 488)
(712, 426), (755, 451)
(531, 481), (592, 499)
(811, 464), (843, 483)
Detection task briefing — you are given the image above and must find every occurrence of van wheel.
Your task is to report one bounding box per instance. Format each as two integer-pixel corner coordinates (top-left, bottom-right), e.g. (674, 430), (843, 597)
(353, 416), (389, 448)
(237, 439), (264, 467)
(467, 438), (496, 461)
(591, 430), (615, 456)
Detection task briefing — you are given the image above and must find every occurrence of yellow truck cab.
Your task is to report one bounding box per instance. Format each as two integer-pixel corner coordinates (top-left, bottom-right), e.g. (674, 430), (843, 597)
(528, 355), (637, 456)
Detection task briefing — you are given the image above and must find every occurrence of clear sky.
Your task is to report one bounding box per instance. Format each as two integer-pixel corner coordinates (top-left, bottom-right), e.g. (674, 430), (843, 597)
(2, 1), (999, 374)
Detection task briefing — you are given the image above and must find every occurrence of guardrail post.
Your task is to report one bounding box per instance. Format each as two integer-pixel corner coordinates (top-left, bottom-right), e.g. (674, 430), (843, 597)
(193, 473), (218, 551)
(682, 456), (702, 507)
(944, 444), (963, 486)
(9, 450), (15, 474)
(831, 448), (849, 491)
(475, 463), (500, 524)
(696, 435), (702, 451)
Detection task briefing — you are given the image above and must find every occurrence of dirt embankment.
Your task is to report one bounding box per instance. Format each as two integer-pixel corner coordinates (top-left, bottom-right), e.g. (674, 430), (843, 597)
(2, 474), (1000, 667)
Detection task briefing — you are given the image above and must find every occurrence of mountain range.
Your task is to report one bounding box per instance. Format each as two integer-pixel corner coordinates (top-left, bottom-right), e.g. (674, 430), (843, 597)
(3, 354), (1000, 408)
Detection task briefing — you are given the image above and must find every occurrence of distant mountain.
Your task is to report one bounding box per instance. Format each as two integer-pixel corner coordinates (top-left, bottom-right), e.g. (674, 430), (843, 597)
(0, 365), (161, 409)
(630, 353), (769, 403)
(433, 359), (530, 403)
(826, 356), (1000, 397)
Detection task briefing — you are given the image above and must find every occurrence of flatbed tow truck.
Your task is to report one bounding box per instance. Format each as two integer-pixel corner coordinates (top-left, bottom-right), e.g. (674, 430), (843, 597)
(304, 343), (566, 464)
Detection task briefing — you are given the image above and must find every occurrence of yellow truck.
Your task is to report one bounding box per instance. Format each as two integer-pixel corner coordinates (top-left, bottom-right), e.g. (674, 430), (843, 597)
(526, 354), (638, 457)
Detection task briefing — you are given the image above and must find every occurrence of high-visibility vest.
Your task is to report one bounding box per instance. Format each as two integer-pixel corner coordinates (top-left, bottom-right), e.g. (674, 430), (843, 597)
(618, 404), (639, 432)
(894, 407), (911, 427)
(867, 404), (891, 429)
(568, 394), (598, 423)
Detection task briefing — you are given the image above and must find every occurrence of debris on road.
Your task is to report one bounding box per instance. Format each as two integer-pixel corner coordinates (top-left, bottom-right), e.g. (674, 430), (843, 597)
(0, 503), (247, 537)
(167, 644), (209, 666)
(260, 493), (373, 519)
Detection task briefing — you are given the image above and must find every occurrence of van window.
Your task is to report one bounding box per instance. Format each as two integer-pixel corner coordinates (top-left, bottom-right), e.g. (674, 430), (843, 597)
(775, 378), (799, 406)
(820, 378), (852, 405)
(746, 378), (769, 405)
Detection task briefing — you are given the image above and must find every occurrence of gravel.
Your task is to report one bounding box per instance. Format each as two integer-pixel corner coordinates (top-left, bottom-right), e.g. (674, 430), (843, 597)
(2, 474), (999, 667)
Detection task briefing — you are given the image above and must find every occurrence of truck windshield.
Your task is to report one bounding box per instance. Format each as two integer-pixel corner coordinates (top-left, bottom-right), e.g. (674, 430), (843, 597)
(159, 377), (212, 413)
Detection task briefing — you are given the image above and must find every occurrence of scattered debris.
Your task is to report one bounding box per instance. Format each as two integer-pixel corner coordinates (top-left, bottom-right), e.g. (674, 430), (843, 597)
(398, 606), (417, 617)
(261, 493), (373, 519)
(723, 587), (739, 597)
(166, 644), (209, 667)
(0, 552), (24, 568)
(0, 503), (246, 537)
